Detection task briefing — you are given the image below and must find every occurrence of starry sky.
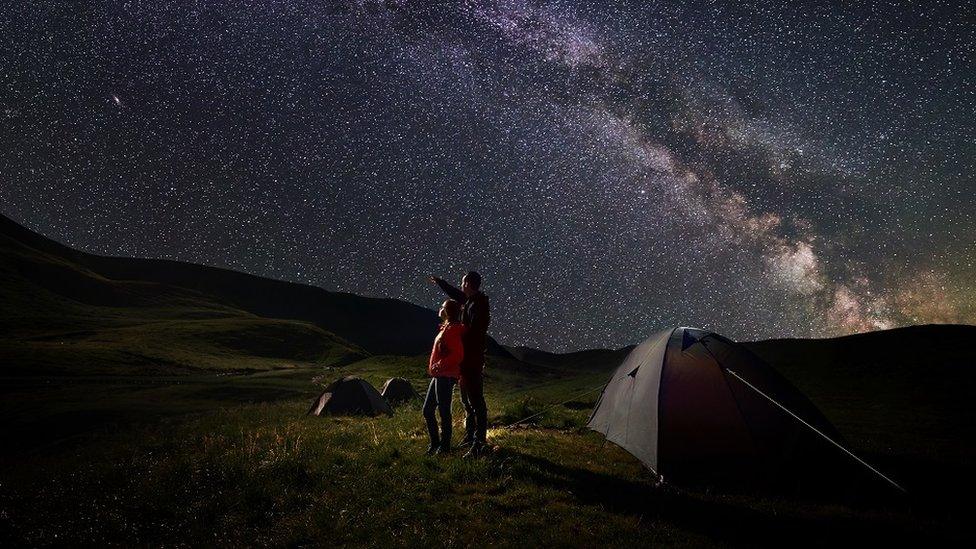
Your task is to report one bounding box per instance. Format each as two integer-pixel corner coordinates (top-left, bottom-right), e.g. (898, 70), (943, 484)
(1, 1), (974, 351)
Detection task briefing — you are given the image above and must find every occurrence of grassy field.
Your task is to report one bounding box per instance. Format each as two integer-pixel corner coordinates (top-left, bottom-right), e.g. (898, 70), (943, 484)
(2, 217), (973, 545)
(2, 351), (972, 546)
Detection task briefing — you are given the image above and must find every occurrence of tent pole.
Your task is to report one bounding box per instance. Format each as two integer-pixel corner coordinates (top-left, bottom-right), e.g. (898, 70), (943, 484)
(724, 368), (906, 494)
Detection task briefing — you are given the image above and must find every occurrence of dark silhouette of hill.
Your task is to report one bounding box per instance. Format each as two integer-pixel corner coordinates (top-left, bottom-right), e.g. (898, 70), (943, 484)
(743, 324), (976, 411)
(0, 213), (510, 363)
(743, 325), (976, 467)
(742, 325), (976, 502)
(1, 214), (371, 375)
(503, 344), (633, 371)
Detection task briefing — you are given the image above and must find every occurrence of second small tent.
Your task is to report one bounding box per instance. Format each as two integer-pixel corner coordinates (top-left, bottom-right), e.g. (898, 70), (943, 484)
(381, 377), (419, 404)
(308, 376), (393, 417)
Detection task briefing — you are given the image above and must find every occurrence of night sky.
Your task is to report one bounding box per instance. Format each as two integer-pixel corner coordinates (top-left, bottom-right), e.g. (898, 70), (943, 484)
(1, 1), (974, 351)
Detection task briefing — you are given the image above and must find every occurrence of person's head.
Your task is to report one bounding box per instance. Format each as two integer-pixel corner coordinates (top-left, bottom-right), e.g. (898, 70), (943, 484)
(461, 271), (482, 297)
(439, 299), (461, 325)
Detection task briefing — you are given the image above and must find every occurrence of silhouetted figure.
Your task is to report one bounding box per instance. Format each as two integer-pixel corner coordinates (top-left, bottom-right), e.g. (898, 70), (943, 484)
(423, 299), (465, 455)
(430, 271), (490, 457)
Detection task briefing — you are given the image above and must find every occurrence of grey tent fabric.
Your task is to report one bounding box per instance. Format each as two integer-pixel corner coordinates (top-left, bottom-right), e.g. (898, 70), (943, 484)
(588, 327), (848, 489)
(308, 376), (393, 417)
(380, 377), (419, 403)
(588, 328), (671, 471)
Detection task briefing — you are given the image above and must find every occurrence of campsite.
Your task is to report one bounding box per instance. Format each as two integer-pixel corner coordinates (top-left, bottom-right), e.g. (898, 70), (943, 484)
(2, 2), (974, 545)
(2, 213), (974, 546)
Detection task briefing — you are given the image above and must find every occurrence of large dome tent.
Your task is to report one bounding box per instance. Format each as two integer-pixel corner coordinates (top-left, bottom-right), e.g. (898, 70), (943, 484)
(587, 327), (903, 493)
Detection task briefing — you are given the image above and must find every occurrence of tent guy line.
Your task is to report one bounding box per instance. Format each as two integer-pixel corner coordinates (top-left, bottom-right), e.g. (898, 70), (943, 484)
(501, 382), (610, 430)
(499, 362), (669, 430)
(723, 368), (906, 493)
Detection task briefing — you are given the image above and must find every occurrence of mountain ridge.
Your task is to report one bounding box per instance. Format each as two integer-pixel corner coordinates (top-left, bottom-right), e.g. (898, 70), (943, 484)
(0, 213), (515, 358)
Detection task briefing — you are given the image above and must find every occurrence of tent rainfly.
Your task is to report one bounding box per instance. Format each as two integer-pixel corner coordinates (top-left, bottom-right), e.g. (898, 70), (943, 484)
(380, 377), (419, 404)
(588, 327), (903, 492)
(308, 376), (393, 417)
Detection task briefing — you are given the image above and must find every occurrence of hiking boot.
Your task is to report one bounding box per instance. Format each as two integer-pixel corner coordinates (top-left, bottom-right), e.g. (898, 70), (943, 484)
(425, 444), (440, 456)
(435, 444), (452, 455)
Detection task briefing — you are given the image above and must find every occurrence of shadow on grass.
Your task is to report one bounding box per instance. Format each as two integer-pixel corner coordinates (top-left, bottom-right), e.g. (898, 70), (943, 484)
(495, 447), (956, 546)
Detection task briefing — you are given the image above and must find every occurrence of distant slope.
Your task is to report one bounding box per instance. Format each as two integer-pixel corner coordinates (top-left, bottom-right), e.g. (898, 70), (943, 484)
(0, 213), (510, 365)
(744, 324), (976, 462)
(0, 215), (367, 375)
(503, 344), (632, 371)
(2, 214), (429, 356)
(744, 324), (976, 402)
(0, 317), (366, 377)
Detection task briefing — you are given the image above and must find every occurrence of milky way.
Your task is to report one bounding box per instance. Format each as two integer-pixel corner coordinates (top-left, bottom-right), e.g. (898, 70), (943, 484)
(1, 1), (974, 351)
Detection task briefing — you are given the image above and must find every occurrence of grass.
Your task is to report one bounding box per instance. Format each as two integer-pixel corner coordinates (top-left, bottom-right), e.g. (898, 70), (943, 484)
(1, 400), (645, 546)
(2, 350), (973, 546)
(3, 398), (952, 547)
(0, 237), (366, 377)
(0, 317), (365, 377)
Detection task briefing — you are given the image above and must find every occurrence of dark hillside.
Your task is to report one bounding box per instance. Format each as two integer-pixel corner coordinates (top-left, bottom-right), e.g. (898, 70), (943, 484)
(503, 344), (633, 371)
(0, 216), (366, 375)
(0, 214), (511, 356)
(744, 323), (976, 448)
(744, 325), (976, 502)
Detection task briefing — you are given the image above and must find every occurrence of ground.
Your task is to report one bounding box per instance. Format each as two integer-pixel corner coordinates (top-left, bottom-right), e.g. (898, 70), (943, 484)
(1, 352), (970, 547)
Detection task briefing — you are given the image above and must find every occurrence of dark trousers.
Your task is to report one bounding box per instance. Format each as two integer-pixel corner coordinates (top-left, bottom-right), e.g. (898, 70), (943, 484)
(423, 376), (456, 448)
(460, 372), (487, 444)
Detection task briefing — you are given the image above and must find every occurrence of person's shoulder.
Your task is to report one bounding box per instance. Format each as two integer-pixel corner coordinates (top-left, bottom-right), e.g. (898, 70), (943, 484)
(476, 291), (490, 304)
(447, 322), (467, 334)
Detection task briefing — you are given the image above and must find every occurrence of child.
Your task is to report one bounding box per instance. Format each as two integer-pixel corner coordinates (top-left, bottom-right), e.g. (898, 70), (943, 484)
(423, 299), (466, 454)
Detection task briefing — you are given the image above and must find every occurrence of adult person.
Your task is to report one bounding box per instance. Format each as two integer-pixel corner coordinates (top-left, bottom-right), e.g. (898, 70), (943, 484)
(423, 299), (465, 455)
(429, 271), (490, 457)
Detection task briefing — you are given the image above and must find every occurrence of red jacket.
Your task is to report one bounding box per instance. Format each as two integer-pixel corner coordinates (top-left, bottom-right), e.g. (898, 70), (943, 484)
(433, 278), (490, 374)
(428, 322), (466, 378)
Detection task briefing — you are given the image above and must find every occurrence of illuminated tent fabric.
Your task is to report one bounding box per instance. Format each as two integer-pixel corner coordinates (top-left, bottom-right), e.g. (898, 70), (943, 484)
(380, 377), (419, 404)
(588, 327), (851, 489)
(308, 376), (392, 417)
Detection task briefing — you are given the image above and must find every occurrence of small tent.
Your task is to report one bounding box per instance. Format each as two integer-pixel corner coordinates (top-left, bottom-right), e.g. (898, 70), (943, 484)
(381, 377), (419, 404)
(308, 376), (393, 417)
(588, 327), (901, 492)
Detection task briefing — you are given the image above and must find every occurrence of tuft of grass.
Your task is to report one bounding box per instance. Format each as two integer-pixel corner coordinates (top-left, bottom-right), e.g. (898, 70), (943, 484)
(498, 396), (542, 425)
